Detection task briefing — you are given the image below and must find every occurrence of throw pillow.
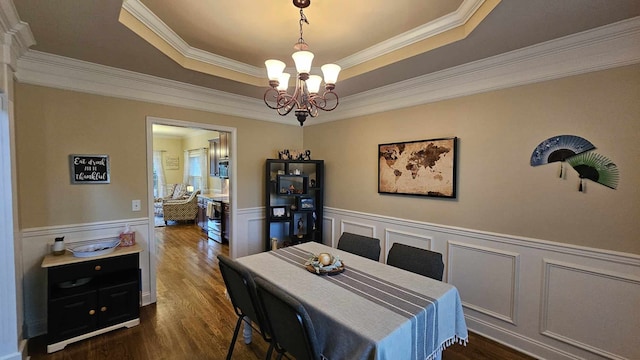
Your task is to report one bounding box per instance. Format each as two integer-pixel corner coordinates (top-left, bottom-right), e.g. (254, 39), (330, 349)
(172, 183), (187, 199)
(164, 184), (176, 199)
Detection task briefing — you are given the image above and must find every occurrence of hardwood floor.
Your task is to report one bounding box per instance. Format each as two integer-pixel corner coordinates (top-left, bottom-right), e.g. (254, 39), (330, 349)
(28, 223), (536, 360)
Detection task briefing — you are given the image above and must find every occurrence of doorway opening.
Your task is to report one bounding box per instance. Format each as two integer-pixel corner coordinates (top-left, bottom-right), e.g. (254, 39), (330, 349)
(145, 116), (237, 304)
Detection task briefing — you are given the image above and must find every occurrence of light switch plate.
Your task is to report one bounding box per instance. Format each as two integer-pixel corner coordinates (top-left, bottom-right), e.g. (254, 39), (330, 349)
(132, 199), (141, 211)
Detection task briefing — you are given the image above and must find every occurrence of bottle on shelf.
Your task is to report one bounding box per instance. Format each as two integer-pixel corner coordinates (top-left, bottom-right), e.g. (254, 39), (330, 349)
(52, 236), (65, 256)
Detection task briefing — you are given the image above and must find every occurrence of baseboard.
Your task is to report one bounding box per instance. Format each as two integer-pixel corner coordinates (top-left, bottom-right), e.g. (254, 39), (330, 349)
(0, 338), (27, 360)
(465, 315), (581, 360)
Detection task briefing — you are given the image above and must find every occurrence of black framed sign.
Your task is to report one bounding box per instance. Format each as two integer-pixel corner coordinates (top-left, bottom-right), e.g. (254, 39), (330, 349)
(70, 154), (110, 184)
(378, 137), (457, 198)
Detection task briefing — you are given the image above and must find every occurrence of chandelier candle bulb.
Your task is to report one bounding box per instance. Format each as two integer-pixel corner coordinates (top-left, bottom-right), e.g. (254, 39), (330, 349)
(307, 75), (322, 93)
(265, 59), (286, 81)
(292, 51), (314, 74)
(321, 64), (341, 86)
(277, 73), (291, 91)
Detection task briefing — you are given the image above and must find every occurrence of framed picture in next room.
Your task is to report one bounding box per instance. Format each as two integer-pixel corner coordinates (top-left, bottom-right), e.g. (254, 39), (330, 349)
(378, 137), (458, 198)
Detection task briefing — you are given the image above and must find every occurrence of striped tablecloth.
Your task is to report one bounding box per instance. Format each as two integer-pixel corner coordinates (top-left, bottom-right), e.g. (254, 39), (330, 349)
(237, 242), (467, 360)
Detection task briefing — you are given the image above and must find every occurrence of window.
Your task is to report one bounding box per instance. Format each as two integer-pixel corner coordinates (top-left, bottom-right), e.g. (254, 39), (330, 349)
(188, 151), (203, 190)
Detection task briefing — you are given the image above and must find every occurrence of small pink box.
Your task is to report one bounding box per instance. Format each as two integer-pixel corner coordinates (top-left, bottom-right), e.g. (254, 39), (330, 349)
(119, 231), (135, 247)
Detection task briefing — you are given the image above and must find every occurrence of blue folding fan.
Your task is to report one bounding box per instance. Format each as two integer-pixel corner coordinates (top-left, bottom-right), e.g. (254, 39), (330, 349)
(530, 135), (596, 177)
(567, 152), (619, 192)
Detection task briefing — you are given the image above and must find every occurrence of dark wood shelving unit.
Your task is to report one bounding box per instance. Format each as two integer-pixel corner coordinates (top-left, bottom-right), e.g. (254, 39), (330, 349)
(265, 159), (324, 251)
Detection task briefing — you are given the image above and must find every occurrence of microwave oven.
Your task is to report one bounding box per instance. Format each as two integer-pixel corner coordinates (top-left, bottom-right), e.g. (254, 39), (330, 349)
(218, 160), (229, 178)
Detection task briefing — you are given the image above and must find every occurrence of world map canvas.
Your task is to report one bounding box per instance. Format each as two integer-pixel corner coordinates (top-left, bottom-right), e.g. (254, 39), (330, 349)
(378, 137), (457, 198)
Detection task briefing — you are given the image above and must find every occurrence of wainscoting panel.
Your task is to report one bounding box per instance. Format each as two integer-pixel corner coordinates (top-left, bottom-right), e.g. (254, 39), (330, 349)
(235, 207), (266, 258)
(383, 229), (433, 263)
(21, 218), (150, 338)
(340, 220), (376, 239)
(540, 259), (640, 360)
(448, 241), (520, 325)
(323, 216), (336, 247)
(316, 207), (640, 360)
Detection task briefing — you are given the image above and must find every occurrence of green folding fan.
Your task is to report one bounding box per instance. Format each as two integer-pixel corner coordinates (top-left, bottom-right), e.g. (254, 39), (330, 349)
(566, 152), (619, 192)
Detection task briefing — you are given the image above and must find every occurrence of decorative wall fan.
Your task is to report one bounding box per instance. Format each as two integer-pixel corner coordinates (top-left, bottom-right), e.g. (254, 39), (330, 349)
(566, 152), (619, 192)
(530, 135), (596, 178)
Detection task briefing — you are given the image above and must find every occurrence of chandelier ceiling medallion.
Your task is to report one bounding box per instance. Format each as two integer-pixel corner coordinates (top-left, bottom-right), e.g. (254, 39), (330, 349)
(264, 0), (341, 126)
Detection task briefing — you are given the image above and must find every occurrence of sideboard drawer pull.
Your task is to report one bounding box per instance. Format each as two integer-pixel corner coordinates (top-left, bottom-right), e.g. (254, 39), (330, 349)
(89, 309), (96, 315)
(94, 265), (102, 271)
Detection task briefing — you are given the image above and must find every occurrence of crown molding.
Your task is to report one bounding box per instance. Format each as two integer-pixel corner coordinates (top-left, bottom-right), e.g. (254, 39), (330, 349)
(313, 16), (640, 124)
(120, 0), (490, 77)
(338, 0), (486, 68)
(15, 16), (640, 126)
(120, 0), (263, 78)
(15, 50), (292, 124)
(0, 0), (35, 69)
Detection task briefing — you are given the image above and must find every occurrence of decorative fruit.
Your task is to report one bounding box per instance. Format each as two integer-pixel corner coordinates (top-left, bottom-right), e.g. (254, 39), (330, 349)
(317, 253), (332, 266)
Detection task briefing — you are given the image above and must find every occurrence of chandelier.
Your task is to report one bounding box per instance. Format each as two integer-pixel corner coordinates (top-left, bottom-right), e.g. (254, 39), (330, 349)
(263, 0), (341, 126)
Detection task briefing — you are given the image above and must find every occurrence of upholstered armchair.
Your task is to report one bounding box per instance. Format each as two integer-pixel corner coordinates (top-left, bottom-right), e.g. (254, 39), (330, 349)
(162, 190), (200, 224)
(154, 183), (188, 216)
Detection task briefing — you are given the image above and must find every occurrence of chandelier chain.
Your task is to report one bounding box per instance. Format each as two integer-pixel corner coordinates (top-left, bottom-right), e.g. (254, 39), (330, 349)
(298, 9), (309, 49)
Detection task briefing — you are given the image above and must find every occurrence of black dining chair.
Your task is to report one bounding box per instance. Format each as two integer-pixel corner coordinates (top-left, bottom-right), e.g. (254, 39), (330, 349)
(217, 254), (273, 360)
(386, 243), (445, 281)
(336, 232), (381, 261)
(254, 277), (322, 360)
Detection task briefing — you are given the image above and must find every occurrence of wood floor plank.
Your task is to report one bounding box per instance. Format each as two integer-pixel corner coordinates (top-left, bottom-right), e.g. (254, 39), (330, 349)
(28, 222), (536, 359)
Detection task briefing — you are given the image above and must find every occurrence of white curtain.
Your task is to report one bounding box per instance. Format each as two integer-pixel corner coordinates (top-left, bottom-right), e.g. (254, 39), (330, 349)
(183, 150), (190, 185)
(153, 151), (167, 197)
(197, 148), (208, 192)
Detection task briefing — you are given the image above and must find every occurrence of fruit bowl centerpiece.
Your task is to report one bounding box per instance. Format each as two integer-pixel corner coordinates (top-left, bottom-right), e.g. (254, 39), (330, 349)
(305, 252), (345, 275)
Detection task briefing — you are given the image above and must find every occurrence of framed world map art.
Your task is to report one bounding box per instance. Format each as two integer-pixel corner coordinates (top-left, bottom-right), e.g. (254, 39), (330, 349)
(378, 137), (458, 198)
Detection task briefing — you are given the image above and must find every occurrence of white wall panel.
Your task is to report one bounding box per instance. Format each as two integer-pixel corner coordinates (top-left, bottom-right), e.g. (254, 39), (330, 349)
(323, 216), (336, 247)
(541, 260), (640, 360)
(318, 207), (640, 360)
(340, 220), (376, 238)
(448, 241), (520, 325)
(383, 229), (433, 263)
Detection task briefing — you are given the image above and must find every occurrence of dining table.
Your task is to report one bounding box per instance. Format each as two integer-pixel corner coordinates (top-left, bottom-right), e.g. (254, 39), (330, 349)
(236, 241), (468, 360)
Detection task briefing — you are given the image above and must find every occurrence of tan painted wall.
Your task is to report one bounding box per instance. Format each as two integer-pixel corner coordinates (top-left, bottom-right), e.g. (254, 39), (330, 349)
(14, 65), (640, 254)
(153, 136), (184, 185)
(14, 84), (302, 228)
(304, 64), (640, 254)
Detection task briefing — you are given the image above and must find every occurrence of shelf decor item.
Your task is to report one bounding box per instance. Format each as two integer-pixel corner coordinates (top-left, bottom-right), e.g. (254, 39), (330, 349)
(378, 137), (457, 198)
(270, 206), (288, 219)
(298, 196), (315, 210)
(304, 252), (345, 275)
